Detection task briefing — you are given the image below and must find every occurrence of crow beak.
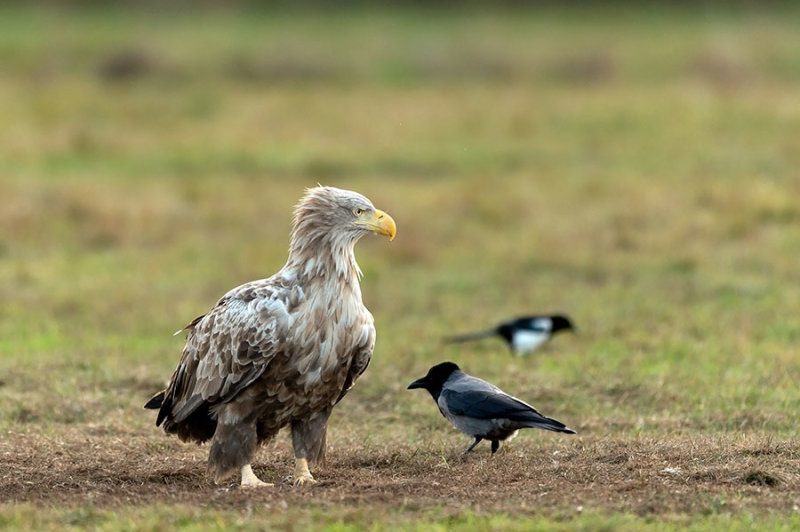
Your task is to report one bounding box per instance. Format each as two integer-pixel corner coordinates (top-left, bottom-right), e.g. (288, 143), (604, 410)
(407, 377), (427, 390)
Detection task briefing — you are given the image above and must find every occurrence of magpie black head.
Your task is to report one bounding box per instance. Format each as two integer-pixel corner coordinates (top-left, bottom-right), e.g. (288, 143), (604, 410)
(550, 314), (575, 334)
(407, 361), (460, 398)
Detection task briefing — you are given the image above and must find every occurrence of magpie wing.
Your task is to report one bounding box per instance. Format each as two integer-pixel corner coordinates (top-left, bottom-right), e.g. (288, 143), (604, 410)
(512, 316), (552, 332)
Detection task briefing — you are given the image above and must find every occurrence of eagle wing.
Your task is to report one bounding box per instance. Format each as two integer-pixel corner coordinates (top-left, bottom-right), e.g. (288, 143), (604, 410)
(156, 280), (295, 427)
(335, 319), (375, 404)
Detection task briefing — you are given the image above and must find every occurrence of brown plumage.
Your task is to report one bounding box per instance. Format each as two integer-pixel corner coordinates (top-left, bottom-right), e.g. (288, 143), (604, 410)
(145, 186), (396, 487)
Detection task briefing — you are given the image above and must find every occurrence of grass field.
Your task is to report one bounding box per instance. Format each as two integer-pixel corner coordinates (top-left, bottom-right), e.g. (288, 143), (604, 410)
(2, 3), (800, 530)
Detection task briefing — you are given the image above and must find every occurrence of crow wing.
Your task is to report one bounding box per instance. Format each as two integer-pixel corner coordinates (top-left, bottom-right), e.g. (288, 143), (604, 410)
(440, 388), (548, 423)
(440, 373), (570, 430)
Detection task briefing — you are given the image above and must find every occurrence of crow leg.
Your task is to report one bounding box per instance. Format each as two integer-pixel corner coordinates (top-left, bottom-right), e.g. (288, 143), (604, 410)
(491, 440), (499, 454)
(464, 437), (482, 454)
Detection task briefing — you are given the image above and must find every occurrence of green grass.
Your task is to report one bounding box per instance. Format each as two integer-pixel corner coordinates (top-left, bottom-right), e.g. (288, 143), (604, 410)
(2, 3), (800, 530)
(3, 504), (800, 532)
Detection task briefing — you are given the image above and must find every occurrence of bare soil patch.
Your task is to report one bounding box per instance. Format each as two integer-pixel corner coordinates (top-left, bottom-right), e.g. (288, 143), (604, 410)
(2, 428), (798, 517)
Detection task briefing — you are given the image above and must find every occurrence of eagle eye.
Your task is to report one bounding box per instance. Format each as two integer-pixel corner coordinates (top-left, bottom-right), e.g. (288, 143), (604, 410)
(353, 207), (365, 216)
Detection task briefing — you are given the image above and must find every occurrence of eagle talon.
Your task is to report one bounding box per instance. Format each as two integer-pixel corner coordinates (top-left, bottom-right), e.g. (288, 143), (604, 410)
(240, 478), (272, 488)
(291, 457), (317, 486)
(293, 474), (317, 486)
(239, 464), (273, 488)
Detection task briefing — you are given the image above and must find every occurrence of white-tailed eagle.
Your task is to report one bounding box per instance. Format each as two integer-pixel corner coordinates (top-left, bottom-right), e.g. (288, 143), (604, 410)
(145, 186), (396, 487)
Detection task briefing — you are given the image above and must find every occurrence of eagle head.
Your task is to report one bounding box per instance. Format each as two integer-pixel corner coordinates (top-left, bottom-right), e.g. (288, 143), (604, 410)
(292, 186), (396, 246)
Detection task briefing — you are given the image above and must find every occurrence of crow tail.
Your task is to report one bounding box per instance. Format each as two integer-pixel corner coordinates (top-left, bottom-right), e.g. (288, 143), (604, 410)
(524, 415), (577, 435)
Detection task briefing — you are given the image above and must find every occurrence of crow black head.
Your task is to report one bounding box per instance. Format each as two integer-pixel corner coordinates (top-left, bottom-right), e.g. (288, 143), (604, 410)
(407, 361), (460, 399)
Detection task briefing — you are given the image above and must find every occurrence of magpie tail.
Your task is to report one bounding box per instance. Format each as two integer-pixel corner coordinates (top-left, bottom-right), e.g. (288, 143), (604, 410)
(442, 329), (497, 344)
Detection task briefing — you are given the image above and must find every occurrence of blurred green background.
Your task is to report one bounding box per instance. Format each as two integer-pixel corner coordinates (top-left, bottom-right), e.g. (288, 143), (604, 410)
(1, 2), (799, 529)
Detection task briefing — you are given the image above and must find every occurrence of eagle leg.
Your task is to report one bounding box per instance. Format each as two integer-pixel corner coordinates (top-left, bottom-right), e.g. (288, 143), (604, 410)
(208, 407), (263, 484)
(289, 410), (331, 486)
(464, 437), (483, 454)
(240, 464), (272, 488)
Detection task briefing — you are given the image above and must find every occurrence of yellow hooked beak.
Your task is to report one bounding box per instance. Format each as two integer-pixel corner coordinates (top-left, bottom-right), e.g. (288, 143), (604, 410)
(357, 209), (396, 241)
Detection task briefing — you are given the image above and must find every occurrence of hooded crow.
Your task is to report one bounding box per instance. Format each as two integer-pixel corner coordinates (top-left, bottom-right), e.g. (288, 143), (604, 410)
(444, 315), (575, 356)
(408, 362), (576, 454)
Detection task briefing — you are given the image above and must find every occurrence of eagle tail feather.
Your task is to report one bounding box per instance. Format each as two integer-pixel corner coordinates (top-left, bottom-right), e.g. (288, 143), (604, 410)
(144, 390), (165, 410)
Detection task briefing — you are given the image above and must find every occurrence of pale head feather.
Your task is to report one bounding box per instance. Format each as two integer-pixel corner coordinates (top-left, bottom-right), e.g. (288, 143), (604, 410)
(285, 186), (378, 281)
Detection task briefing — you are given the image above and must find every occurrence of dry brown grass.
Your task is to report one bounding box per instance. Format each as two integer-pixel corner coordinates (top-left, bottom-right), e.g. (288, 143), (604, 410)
(3, 426), (799, 518)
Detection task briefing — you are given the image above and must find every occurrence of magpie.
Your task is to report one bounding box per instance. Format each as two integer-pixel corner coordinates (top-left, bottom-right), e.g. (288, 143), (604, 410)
(408, 362), (576, 454)
(443, 315), (575, 356)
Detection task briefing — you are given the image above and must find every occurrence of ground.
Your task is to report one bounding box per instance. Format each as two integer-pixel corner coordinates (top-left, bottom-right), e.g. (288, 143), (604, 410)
(1, 428), (798, 512)
(1, 3), (800, 530)
(3, 427), (800, 528)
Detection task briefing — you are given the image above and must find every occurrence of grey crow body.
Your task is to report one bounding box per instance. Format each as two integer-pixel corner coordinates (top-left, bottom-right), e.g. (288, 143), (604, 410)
(444, 315), (575, 356)
(408, 362), (576, 454)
